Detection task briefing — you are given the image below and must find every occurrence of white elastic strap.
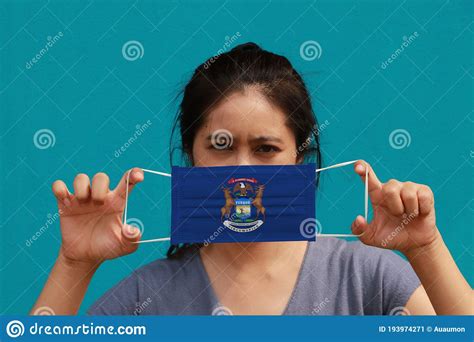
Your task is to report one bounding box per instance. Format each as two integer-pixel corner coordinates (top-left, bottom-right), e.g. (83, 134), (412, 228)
(315, 160), (368, 238)
(123, 161), (369, 243)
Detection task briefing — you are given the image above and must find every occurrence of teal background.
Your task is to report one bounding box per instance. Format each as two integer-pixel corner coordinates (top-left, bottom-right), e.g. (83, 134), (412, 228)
(0, 0), (472, 314)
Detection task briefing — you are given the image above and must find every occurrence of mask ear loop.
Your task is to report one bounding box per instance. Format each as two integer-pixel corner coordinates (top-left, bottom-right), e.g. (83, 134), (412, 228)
(122, 168), (172, 244)
(315, 160), (368, 238)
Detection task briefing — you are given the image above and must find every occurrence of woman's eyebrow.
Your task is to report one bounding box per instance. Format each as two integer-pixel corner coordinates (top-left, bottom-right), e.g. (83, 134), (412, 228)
(205, 134), (282, 143)
(250, 135), (284, 143)
(205, 134), (239, 143)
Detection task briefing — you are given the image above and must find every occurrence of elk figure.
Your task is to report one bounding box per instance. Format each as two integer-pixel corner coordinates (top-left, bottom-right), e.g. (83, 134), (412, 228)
(252, 185), (266, 221)
(220, 187), (235, 221)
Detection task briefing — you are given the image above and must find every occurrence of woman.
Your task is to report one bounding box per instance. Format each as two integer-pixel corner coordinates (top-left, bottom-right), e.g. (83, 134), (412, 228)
(32, 43), (472, 315)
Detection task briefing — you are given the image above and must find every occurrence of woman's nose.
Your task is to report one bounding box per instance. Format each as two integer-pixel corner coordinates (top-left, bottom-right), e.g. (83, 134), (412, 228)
(234, 151), (253, 166)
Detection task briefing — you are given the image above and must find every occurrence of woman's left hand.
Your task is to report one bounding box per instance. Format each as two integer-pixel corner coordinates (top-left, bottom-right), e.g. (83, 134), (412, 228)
(351, 160), (439, 255)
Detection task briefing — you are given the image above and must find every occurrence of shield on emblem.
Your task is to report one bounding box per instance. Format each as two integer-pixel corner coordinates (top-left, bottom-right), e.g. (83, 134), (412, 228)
(235, 198), (251, 220)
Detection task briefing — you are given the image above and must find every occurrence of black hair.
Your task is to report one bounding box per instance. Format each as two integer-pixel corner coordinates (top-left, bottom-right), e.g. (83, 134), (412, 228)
(167, 42), (322, 259)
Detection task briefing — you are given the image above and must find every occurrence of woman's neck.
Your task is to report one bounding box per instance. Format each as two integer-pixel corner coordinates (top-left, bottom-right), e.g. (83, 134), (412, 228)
(200, 241), (308, 278)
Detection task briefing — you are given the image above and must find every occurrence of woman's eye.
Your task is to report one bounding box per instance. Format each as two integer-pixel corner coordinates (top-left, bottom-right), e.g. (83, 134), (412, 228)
(256, 145), (280, 153)
(209, 144), (233, 151)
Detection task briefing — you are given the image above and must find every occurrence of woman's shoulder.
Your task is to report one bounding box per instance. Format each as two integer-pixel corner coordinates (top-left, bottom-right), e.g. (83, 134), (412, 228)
(302, 238), (420, 314)
(87, 248), (209, 315)
(309, 237), (419, 282)
(310, 237), (410, 269)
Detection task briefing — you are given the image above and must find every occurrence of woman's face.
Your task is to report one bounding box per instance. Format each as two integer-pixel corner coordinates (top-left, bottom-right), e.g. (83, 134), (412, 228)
(191, 88), (299, 167)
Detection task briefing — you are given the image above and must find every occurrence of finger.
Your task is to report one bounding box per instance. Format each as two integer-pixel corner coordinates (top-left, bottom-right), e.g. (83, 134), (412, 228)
(121, 239), (140, 255)
(118, 223), (142, 257)
(382, 180), (404, 216)
(73, 173), (91, 202)
(351, 215), (368, 236)
(354, 160), (382, 198)
(417, 186), (434, 215)
(114, 168), (144, 199)
(91, 173), (110, 204)
(121, 223), (142, 243)
(52, 180), (72, 206)
(400, 183), (419, 216)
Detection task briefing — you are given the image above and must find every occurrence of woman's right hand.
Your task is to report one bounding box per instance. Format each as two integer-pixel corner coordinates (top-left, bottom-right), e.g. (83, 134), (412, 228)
(51, 168), (144, 267)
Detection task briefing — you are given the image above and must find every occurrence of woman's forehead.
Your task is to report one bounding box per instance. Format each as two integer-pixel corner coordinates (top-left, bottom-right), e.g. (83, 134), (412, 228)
(202, 91), (289, 134)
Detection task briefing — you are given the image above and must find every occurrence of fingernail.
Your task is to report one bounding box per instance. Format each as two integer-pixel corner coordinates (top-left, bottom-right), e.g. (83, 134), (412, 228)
(356, 165), (364, 172)
(125, 226), (140, 238)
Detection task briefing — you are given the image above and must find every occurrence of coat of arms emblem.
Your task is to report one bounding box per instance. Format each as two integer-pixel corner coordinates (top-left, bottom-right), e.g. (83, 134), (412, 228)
(220, 177), (265, 233)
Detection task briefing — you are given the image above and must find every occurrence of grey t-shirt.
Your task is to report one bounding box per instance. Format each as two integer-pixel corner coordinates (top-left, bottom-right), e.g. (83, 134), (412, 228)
(87, 238), (421, 315)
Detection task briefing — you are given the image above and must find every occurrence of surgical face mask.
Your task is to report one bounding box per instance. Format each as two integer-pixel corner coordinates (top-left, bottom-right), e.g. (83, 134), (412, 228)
(122, 160), (368, 244)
